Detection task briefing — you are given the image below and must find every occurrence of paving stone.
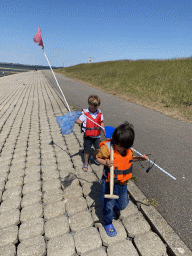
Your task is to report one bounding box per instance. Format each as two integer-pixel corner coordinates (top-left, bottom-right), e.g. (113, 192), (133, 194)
(91, 206), (104, 227)
(99, 220), (127, 246)
(72, 159), (83, 169)
(57, 157), (73, 166)
(21, 191), (42, 208)
(0, 166), (10, 174)
(20, 203), (43, 223)
(122, 213), (151, 238)
(41, 151), (55, 159)
(0, 159), (11, 168)
(0, 182), (5, 194)
(45, 215), (69, 240)
(43, 189), (64, 204)
(82, 247), (107, 256)
(0, 243), (16, 256)
(19, 218), (44, 242)
(56, 149), (73, 160)
(41, 163), (57, 170)
(24, 172), (41, 184)
(71, 155), (82, 163)
(11, 161), (25, 170)
(86, 193), (101, 209)
(127, 181), (148, 204)
(44, 201), (65, 220)
(0, 209), (20, 229)
(27, 149), (40, 157)
(63, 184), (83, 199)
(119, 201), (139, 220)
(78, 172), (98, 186)
(76, 165), (93, 175)
(65, 197), (87, 216)
(57, 161), (73, 171)
(74, 227), (102, 255)
(25, 166), (41, 175)
(42, 179), (61, 192)
(60, 170), (77, 180)
(107, 240), (139, 256)
(69, 210), (94, 232)
(25, 158), (41, 168)
(47, 234), (75, 256)
(134, 231), (167, 256)
(2, 186), (22, 201)
(13, 151), (27, 159)
(0, 172), (8, 182)
(8, 169), (25, 179)
(17, 235), (46, 256)
(5, 177), (23, 190)
(22, 181), (41, 195)
(0, 181), (5, 191)
(62, 178), (80, 190)
(0, 196), (21, 213)
(0, 225), (18, 247)
(42, 171), (59, 181)
(82, 181), (101, 197)
(41, 152), (55, 160)
(11, 158), (25, 166)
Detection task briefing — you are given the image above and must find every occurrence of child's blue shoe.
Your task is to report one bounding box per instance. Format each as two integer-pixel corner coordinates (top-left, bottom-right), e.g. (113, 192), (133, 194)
(82, 163), (88, 172)
(104, 224), (117, 237)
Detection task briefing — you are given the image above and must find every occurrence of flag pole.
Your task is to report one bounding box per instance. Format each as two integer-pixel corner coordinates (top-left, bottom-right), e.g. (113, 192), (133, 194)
(43, 49), (71, 113)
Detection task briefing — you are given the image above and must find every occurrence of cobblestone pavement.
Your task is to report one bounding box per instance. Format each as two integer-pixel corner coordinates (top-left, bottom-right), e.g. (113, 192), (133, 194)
(0, 71), (191, 256)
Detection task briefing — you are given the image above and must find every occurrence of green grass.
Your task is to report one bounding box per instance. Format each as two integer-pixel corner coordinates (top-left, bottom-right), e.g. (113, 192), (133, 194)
(55, 58), (192, 122)
(149, 199), (158, 206)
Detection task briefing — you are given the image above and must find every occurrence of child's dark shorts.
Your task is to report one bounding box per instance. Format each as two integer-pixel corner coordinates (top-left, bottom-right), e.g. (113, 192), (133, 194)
(83, 136), (101, 152)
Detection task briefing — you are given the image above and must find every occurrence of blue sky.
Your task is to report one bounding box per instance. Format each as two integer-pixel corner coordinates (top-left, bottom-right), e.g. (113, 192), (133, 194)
(1, 0), (192, 67)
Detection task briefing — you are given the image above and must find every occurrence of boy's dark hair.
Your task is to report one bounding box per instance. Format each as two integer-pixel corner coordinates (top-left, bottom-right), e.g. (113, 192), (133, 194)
(112, 122), (135, 149)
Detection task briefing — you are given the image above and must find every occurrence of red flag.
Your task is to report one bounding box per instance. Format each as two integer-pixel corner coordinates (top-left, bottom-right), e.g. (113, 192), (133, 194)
(33, 27), (44, 49)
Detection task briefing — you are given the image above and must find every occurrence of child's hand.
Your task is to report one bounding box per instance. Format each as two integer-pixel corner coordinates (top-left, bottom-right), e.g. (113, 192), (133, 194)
(139, 154), (149, 161)
(133, 154), (149, 162)
(106, 160), (114, 167)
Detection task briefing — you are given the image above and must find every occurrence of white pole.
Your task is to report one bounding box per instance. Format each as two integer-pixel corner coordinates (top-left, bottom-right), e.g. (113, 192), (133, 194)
(85, 116), (105, 130)
(43, 50), (71, 113)
(131, 147), (176, 180)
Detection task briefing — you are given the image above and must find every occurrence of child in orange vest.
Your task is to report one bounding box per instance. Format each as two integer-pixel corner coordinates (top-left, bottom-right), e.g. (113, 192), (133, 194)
(76, 95), (105, 171)
(96, 122), (148, 237)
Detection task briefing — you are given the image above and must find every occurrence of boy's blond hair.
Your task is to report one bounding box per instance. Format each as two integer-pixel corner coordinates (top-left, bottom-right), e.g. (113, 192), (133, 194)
(88, 95), (100, 107)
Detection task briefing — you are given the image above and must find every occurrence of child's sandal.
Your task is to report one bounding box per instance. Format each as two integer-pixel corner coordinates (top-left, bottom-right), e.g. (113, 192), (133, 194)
(104, 224), (117, 237)
(82, 163), (88, 172)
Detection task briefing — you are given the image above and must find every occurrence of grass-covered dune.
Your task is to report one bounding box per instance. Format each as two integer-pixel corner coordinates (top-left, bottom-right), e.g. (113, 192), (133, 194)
(55, 59), (192, 123)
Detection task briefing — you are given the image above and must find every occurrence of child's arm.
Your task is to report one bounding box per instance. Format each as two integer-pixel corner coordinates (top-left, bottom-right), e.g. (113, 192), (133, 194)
(96, 157), (114, 167)
(101, 121), (105, 136)
(133, 154), (149, 162)
(96, 144), (112, 166)
(75, 119), (83, 125)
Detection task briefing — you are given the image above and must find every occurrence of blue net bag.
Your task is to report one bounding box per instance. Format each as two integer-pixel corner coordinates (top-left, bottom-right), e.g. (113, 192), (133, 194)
(56, 111), (81, 135)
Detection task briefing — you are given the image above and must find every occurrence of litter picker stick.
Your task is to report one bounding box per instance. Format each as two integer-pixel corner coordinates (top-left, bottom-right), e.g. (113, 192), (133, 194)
(104, 144), (119, 199)
(43, 50), (71, 113)
(131, 147), (176, 180)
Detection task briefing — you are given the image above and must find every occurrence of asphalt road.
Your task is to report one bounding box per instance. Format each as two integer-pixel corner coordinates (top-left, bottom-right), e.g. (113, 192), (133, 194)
(43, 70), (192, 250)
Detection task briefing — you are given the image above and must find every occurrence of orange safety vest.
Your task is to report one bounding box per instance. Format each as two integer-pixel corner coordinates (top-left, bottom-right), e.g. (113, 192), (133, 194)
(100, 140), (133, 184)
(83, 109), (102, 137)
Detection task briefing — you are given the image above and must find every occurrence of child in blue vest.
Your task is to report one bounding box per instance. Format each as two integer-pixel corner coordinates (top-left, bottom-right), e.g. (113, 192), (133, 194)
(96, 122), (148, 237)
(76, 95), (105, 171)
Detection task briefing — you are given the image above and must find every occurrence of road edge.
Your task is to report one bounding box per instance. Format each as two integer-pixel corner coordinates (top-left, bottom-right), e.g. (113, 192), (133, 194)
(127, 181), (192, 256)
